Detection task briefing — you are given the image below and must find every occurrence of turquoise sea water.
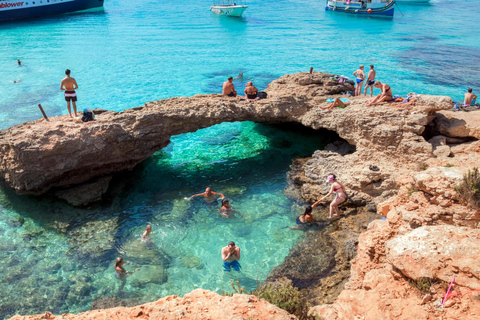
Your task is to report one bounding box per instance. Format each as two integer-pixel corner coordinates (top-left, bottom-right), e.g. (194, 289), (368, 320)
(1, 0), (480, 318)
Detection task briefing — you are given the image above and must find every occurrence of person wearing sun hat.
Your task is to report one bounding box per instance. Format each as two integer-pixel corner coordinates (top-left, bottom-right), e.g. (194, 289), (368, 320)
(319, 174), (347, 219)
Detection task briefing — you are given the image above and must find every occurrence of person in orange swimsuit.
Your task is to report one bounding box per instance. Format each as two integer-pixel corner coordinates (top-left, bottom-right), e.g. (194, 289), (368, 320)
(319, 174), (347, 219)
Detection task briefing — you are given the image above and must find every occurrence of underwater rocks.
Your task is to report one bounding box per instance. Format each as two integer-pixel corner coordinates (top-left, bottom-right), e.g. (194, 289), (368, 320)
(54, 176), (112, 206)
(8, 289), (297, 320)
(0, 72), (451, 207)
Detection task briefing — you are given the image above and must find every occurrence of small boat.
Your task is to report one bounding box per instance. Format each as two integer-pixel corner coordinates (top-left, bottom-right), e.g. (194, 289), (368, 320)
(210, 0), (247, 17)
(0, 0), (104, 21)
(325, 0), (395, 17)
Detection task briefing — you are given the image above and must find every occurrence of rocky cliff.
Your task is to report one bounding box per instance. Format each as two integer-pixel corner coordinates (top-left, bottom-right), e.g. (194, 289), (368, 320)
(4, 72), (480, 320)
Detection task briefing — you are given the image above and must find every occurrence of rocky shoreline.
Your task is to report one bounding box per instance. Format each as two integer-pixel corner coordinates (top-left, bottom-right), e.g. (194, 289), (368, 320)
(3, 72), (480, 319)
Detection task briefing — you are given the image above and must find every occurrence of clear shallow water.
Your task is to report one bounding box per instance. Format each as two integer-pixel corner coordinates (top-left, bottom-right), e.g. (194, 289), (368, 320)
(1, 0), (480, 127)
(0, 0), (479, 318)
(0, 121), (332, 318)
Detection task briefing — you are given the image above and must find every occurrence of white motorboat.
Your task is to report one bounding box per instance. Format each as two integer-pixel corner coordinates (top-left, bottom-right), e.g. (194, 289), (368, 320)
(210, 0), (247, 17)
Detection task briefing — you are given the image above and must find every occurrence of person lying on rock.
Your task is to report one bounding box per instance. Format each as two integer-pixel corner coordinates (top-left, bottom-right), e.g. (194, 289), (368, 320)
(222, 241), (241, 272)
(189, 187), (225, 204)
(366, 81), (393, 107)
(290, 200), (323, 230)
(114, 257), (139, 292)
(319, 174), (347, 219)
(319, 97), (350, 110)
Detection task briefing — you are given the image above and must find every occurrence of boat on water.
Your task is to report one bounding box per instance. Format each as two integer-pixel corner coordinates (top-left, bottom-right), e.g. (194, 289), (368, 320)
(210, 0), (247, 17)
(0, 0), (104, 22)
(325, 0), (395, 16)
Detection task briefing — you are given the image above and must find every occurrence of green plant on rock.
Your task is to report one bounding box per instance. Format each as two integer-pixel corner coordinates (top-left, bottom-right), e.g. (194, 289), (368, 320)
(454, 168), (480, 208)
(445, 163), (455, 167)
(419, 162), (429, 171)
(407, 187), (420, 197)
(409, 277), (431, 293)
(253, 279), (321, 320)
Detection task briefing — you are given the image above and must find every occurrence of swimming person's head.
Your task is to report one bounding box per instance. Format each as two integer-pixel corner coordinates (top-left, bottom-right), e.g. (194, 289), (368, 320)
(304, 205), (313, 216)
(326, 174), (336, 183)
(115, 257), (124, 267)
(146, 225), (152, 232)
(65, 69), (71, 76)
(228, 241), (235, 247)
(205, 187), (212, 194)
(222, 198), (230, 206)
(468, 88), (473, 93)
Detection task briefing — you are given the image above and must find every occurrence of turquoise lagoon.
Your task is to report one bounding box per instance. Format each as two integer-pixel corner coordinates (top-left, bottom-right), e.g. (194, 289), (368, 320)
(0, 0), (479, 318)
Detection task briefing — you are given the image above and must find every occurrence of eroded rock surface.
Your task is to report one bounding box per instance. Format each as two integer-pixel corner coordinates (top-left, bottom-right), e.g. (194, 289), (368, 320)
(8, 289), (297, 320)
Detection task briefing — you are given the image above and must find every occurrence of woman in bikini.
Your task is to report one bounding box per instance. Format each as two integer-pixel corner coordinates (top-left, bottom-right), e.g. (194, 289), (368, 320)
(290, 200), (323, 230)
(366, 81), (393, 107)
(319, 174), (347, 219)
(114, 257), (140, 292)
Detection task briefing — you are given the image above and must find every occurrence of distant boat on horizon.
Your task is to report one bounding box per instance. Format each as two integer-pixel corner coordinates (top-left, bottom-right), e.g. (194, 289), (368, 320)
(210, 0), (247, 17)
(0, 0), (104, 22)
(325, 0), (395, 17)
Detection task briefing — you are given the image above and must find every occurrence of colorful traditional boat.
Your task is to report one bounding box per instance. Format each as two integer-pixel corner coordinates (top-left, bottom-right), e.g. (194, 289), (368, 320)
(325, 0), (395, 17)
(210, 0), (247, 17)
(0, 0), (104, 21)
(396, 0), (429, 3)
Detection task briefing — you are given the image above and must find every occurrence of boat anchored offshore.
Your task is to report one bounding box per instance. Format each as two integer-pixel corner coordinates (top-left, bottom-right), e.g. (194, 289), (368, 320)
(0, 0), (104, 22)
(210, 0), (247, 17)
(325, 0), (395, 17)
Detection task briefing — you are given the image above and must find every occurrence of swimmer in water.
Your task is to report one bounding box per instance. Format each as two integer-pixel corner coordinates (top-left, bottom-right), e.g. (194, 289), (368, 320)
(189, 187), (225, 204)
(222, 241), (241, 272)
(219, 198), (233, 218)
(141, 225), (152, 241)
(114, 257), (139, 292)
(290, 200), (323, 230)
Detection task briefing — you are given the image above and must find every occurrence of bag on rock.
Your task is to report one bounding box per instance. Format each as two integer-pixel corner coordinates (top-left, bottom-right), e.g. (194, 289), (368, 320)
(82, 108), (95, 122)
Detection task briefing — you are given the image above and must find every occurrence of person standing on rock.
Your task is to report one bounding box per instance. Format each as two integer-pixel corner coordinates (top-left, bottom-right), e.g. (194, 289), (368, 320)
(353, 65), (365, 97)
(319, 174), (347, 219)
(364, 65), (376, 97)
(189, 187), (225, 204)
(60, 69), (79, 119)
(222, 241), (241, 272)
(222, 76), (237, 97)
(114, 257), (140, 293)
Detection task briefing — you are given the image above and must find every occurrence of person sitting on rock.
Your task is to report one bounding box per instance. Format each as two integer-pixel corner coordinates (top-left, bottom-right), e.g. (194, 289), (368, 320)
(464, 88), (477, 107)
(319, 97), (350, 110)
(366, 81), (393, 107)
(244, 81), (260, 102)
(222, 76), (237, 97)
(290, 200), (323, 230)
(319, 174), (347, 219)
(114, 257), (139, 292)
(189, 187), (225, 204)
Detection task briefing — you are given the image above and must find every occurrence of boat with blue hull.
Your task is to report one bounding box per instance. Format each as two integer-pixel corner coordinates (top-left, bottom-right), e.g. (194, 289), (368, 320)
(0, 0), (104, 22)
(325, 0), (395, 17)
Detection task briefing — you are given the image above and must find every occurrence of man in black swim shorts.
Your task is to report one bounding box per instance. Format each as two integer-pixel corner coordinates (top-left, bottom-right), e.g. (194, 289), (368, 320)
(364, 65), (376, 97)
(60, 69), (79, 119)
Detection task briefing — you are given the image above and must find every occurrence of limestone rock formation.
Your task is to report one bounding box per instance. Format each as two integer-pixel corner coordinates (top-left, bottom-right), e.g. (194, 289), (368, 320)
(7, 289), (297, 320)
(0, 72), (452, 208)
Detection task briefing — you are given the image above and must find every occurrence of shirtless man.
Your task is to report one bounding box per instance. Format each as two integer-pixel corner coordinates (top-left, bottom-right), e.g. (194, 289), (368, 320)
(244, 81), (259, 102)
(189, 187), (225, 203)
(222, 77), (237, 97)
(464, 88), (477, 106)
(364, 65), (376, 96)
(60, 69), (79, 118)
(353, 65), (365, 97)
(222, 241), (241, 272)
(366, 81), (393, 107)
